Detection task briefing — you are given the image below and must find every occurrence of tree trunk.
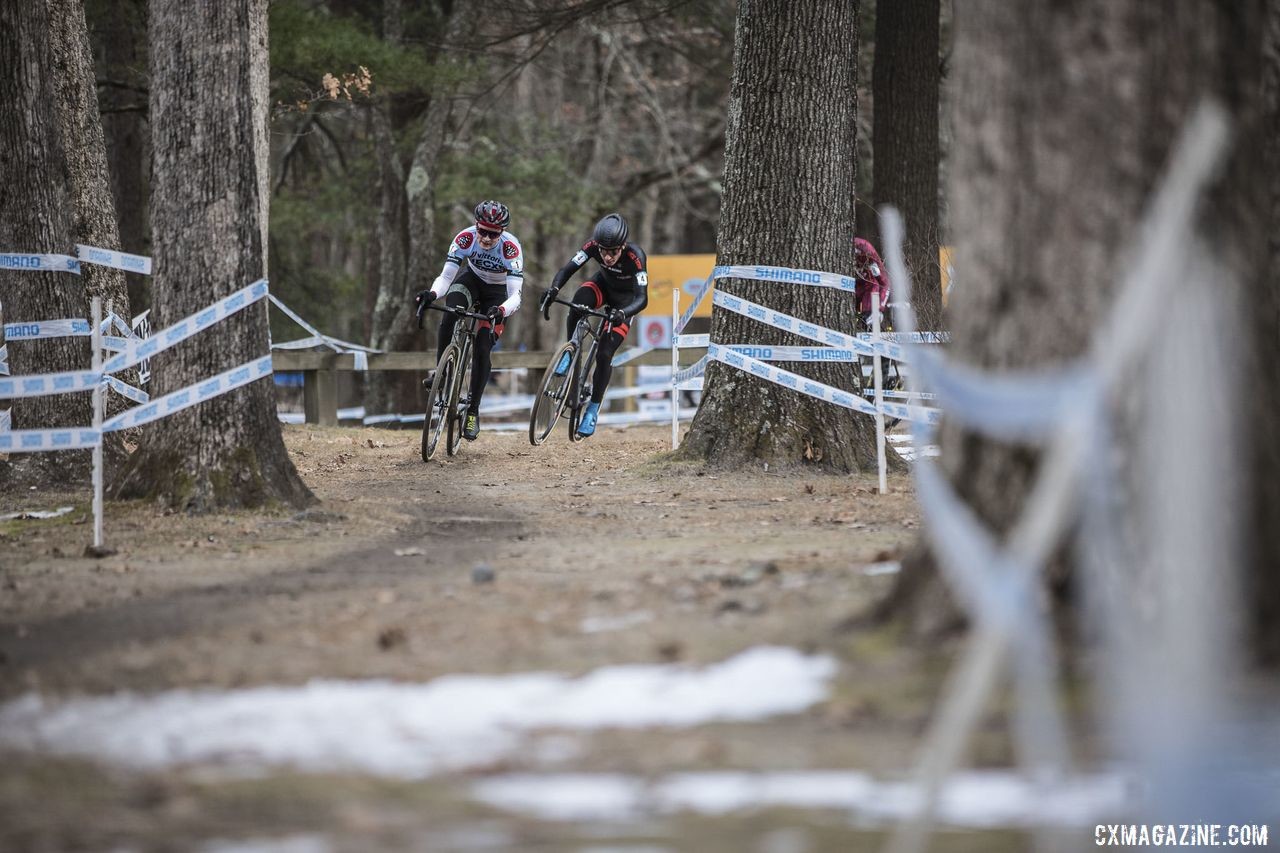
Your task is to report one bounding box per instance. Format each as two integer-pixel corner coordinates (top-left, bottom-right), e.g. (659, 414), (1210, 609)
(49, 0), (138, 468)
(117, 0), (312, 510)
(90, 0), (150, 313)
(885, 0), (1279, 663)
(364, 0), (461, 417)
(0, 0), (91, 486)
(872, 0), (942, 330)
(676, 0), (876, 472)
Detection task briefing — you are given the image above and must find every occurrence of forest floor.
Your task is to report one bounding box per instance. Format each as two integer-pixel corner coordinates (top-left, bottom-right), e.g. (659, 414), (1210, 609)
(0, 423), (1058, 852)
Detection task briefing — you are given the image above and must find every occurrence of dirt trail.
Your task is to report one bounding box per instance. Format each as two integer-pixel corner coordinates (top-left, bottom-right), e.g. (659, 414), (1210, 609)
(0, 423), (1009, 852)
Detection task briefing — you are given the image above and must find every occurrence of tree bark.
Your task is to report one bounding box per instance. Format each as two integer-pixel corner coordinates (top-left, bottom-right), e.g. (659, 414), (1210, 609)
(885, 0), (1279, 664)
(676, 0), (877, 472)
(0, 0), (92, 487)
(117, 0), (312, 510)
(364, 0), (462, 417)
(48, 0), (139, 467)
(872, 0), (942, 329)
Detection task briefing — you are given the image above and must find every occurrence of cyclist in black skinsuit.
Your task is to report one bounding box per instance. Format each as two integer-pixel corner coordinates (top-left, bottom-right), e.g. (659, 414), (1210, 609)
(538, 213), (648, 437)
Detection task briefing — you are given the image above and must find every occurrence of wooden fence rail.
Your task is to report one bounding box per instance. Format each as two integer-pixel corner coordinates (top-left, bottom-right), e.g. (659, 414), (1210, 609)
(272, 347), (698, 426)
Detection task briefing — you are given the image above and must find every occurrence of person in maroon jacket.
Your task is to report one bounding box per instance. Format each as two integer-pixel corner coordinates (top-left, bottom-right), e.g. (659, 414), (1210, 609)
(853, 237), (892, 331)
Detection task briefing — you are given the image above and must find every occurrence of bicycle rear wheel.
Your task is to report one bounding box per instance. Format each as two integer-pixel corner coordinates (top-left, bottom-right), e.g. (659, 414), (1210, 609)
(529, 342), (576, 445)
(568, 339), (599, 442)
(421, 346), (459, 461)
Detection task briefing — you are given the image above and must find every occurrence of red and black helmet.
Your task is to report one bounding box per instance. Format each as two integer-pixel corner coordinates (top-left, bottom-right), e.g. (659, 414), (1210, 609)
(474, 200), (511, 230)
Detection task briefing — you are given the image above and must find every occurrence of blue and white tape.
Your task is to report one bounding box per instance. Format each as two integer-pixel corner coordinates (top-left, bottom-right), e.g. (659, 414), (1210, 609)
(0, 427), (100, 454)
(709, 342), (879, 416)
(675, 333), (709, 348)
(101, 336), (131, 353)
(104, 375), (150, 404)
(0, 344), (8, 376)
(102, 353), (273, 433)
(674, 272), (715, 334)
(713, 289), (906, 360)
(673, 354), (708, 386)
(0, 253), (81, 274)
(103, 279), (268, 374)
(0, 370), (101, 400)
(0, 408), (9, 431)
(3, 319), (91, 341)
(611, 345), (654, 367)
(713, 263), (861, 295)
(76, 244), (152, 275)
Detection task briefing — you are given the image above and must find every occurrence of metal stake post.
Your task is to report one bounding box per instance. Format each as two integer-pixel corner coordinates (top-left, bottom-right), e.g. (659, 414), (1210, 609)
(873, 293), (887, 494)
(91, 297), (104, 548)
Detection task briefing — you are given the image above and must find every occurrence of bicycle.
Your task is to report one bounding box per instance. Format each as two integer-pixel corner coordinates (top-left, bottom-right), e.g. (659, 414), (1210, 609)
(419, 302), (495, 462)
(528, 297), (615, 445)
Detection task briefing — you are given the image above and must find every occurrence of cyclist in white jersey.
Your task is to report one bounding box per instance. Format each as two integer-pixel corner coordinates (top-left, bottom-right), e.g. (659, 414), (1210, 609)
(414, 200), (524, 440)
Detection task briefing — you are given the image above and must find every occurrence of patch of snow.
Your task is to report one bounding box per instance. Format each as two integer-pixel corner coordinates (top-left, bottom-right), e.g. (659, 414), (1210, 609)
(0, 647), (835, 779)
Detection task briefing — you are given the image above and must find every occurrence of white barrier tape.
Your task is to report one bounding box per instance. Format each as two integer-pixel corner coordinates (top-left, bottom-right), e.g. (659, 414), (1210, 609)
(3, 319), (91, 341)
(675, 333), (708, 348)
(104, 375), (149, 404)
(858, 331), (950, 344)
(712, 263), (861, 294)
(101, 336), (130, 353)
(76, 244), (152, 275)
(709, 342), (879, 416)
(352, 350), (368, 372)
(0, 408), (9, 431)
(712, 289), (901, 360)
(879, 399), (943, 425)
(0, 426), (100, 453)
(672, 354), (708, 385)
(611, 345), (654, 367)
(675, 271), (715, 333)
(103, 279), (268, 374)
(911, 347), (1094, 441)
(103, 353), (272, 433)
(675, 376), (704, 392)
(863, 388), (937, 401)
(0, 253), (81, 274)
(725, 344), (860, 363)
(0, 344), (8, 376)
(0, 370), (101, 400)
(108, 312), (140, 339)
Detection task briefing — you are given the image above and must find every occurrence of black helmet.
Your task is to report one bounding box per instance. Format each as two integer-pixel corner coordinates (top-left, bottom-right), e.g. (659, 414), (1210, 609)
(474, 200), (511, 230)
(592, 213), (629, 249)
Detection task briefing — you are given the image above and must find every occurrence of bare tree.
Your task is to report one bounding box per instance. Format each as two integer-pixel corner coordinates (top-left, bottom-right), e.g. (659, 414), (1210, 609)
(872, 0), (942, 329)
(675, 0), (877, 471)
(0, 0), (92, 486)
(882, 0), (1280, 662)
(118, 0), (312, 510)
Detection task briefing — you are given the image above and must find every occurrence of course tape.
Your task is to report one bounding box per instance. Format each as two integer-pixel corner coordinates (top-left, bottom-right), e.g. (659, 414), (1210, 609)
(104, 375), (149, 404)
(0, 254), (81, 274)
(709, 342), (878, 416)
(103, 279), (268, 374)
(102, 353), (273, 433)
(675, 333), (709, 348)
(675, 271), (716, 333)
(0, 370), (101, 400)
(76, 244), (152, 275)
(102, 336), (130, 353)
(0, 408), (9, 431)
(611, 345), (654, 367)
(3, 319), (91, 341)
(911, 347), (1094, 441)
(0, 344), (7, 376)
(673, 354), (708, 385)
(713, 290), (907, 361)
(0, 427), (99, 454)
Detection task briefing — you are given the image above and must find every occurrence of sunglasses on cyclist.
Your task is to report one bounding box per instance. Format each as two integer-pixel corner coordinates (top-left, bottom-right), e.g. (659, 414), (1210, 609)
(599, 244), (624, 254)
(476, 227), (502, 240)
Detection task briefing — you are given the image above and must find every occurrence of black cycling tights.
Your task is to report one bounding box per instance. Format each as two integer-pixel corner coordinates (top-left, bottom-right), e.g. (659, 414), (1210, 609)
(437, 290), (498, 415)
(591, 328), (625, 404)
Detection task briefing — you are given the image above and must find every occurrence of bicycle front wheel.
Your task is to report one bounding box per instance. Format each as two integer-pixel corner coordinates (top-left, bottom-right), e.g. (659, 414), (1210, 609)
(421, 346), (459, 462)
(529, 342), (576, 446)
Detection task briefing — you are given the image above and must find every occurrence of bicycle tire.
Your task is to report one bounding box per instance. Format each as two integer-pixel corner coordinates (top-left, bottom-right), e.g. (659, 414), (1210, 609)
(446, 336), (473, 456)
(529, 341), (576, 446)
(421, 345), (459, 462)
(568, 338), (600, 442)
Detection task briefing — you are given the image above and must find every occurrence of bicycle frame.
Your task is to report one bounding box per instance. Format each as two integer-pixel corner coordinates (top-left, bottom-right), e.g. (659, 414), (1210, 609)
(527, 297), (615, 445)
(420, 302), (493, 460)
